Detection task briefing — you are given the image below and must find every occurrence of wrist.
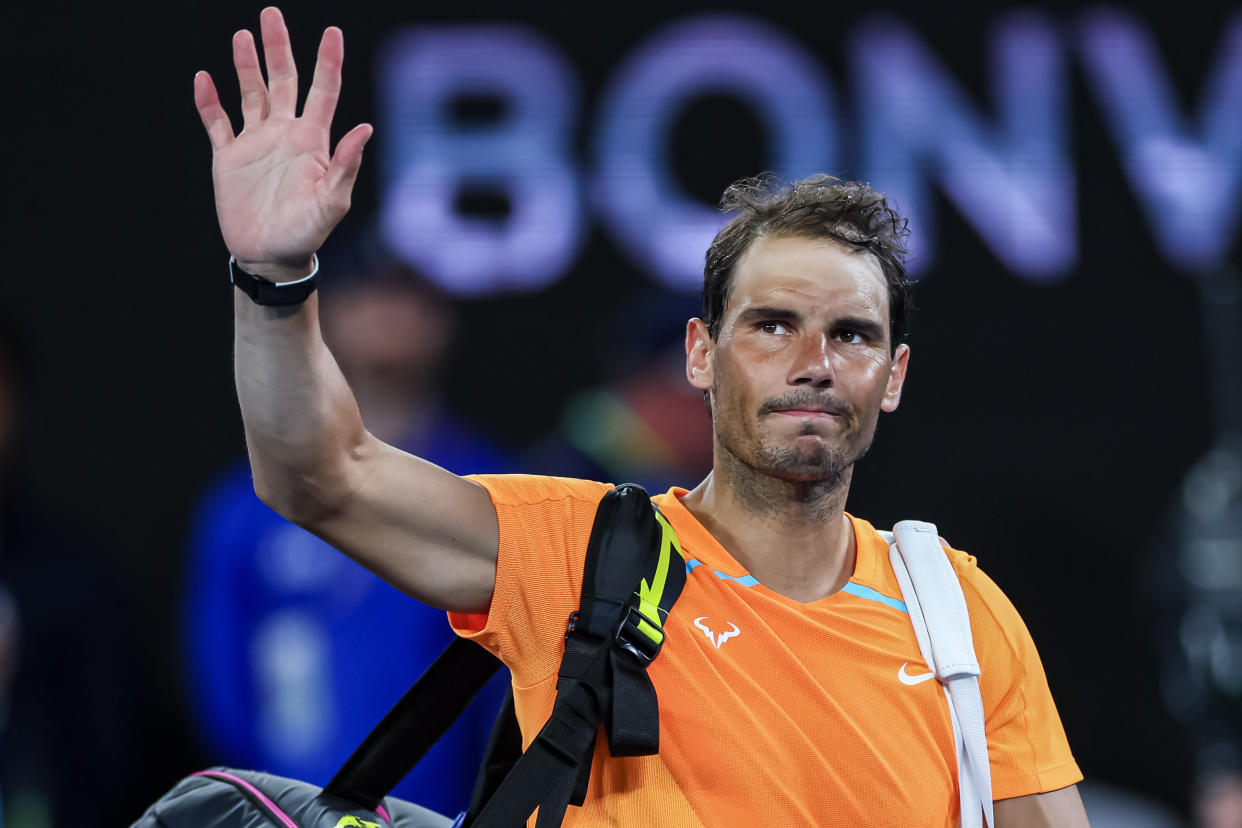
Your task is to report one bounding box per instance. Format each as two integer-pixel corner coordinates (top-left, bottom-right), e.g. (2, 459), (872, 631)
(230, 254), (321, 306)
(232, 256), (316, 283)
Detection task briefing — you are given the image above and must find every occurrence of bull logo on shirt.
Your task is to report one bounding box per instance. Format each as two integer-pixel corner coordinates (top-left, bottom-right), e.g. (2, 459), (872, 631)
(693, 616), (740, 649)
(333, 818), (380, 828)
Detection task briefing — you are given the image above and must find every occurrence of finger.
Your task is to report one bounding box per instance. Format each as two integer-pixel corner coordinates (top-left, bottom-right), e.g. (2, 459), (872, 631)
(260, 7), (298, 118)
(194, 71), (235, 151)
(232, 29), (269, 128)
(302, 26), (343, 130)
(322, 123), (373, 213)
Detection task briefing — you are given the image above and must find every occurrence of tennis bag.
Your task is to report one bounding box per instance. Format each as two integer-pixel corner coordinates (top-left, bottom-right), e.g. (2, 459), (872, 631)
(133, 483), (685, 828)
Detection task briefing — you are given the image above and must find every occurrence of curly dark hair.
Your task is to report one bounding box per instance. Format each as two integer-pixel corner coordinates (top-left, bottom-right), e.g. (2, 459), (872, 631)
(702, 174), (912, 352)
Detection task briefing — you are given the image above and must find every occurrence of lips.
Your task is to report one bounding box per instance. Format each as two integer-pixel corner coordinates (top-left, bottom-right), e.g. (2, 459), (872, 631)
(760, 395), (851, 419)
(765, 401), (850, 418)
(772, 408), (840, 418)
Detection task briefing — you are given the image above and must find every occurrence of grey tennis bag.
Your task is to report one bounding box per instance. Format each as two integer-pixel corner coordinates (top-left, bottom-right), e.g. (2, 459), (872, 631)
(133, 768), (454, 828)
(130, 635), (501, 828)
(133, 484), (684, 828)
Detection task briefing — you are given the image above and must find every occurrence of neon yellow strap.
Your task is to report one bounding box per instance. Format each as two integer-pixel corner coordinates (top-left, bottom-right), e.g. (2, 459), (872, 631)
(633, 510), (685, 645)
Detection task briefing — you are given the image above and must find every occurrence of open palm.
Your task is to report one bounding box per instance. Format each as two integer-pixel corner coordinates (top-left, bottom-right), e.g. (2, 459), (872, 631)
(194, 7), (372, 279)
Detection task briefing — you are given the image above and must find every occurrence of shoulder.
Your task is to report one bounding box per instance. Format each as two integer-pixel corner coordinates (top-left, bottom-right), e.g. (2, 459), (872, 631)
(945, 545), (1034, 644)
(930, 541), (1051, 693)
(872, 519), (1039, 664)
(938, 540), (1083, 794)
(466, 473), (613, 508)
(465, 475), (616, 560)
(896, 532), (1056, 715)
(452, 475), (615, 682)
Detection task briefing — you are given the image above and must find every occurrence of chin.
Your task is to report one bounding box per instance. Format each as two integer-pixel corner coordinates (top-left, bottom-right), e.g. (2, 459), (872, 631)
(759, 443), (849, 482)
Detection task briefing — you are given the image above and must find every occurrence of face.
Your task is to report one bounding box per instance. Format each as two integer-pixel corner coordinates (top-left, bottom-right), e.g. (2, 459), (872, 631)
(686, 235), (909, 483)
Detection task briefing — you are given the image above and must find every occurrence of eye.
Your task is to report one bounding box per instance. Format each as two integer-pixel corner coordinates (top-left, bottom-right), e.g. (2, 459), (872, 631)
(759, 320), (790, 335)
(834, 329), (865, 344)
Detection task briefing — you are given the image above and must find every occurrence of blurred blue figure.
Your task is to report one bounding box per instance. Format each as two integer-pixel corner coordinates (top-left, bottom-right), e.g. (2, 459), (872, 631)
(183, 234), (511, 815)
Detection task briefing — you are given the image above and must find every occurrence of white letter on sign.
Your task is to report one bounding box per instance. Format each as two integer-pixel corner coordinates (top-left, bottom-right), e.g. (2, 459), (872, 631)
(379, 27), (583, 295)
(594, 14), (837, 290)
(854, 12), (1074, 281)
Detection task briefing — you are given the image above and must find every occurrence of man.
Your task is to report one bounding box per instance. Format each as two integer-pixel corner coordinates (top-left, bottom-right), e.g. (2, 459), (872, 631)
(193, 8), (1090, 825)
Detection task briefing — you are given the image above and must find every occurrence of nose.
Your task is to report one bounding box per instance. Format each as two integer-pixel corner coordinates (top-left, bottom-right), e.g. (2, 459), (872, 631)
(787, 332), (834, 387)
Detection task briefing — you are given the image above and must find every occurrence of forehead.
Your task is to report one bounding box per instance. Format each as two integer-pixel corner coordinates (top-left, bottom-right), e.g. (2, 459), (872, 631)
(726, 235), (890, 322)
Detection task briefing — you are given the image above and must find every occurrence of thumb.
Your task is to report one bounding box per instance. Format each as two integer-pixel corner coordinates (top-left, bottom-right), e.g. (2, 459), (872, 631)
(323, 122), (373, 210)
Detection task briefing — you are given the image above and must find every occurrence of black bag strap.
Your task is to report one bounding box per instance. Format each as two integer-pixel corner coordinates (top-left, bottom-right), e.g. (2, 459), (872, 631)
(465, 687), (523, 816)
(321, 483), (685, 826)
(467, 483), (686, 827)
(323, 636), (504, 809)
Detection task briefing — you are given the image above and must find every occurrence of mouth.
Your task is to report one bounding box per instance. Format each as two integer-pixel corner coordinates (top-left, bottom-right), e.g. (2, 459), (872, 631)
(770, 408), (841, 420)
(760, 394), (852, 423)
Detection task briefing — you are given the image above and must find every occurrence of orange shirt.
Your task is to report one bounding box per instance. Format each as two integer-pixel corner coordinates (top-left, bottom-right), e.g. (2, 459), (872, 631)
(450, 475), (1082, 827)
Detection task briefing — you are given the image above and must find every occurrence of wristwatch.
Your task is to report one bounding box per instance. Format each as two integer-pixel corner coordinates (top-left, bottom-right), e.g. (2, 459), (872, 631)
(229, 254), (320, 306)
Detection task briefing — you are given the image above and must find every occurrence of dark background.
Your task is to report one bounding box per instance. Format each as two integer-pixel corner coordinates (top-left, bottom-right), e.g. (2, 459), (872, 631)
(4, 0), (1239, 822)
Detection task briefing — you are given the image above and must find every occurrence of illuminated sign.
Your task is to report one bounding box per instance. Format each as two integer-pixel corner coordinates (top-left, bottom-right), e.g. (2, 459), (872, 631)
(852, 12), (1073, 280)
(378, 8), (1242, 295)
(1078, 8), (1242, 273)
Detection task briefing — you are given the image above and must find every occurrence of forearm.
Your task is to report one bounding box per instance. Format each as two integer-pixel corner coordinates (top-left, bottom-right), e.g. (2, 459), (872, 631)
(233, 289), (368, 523)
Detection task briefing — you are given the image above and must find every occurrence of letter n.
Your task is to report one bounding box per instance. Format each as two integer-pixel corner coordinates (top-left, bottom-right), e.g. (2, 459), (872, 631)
(852, 13), (1074, 281)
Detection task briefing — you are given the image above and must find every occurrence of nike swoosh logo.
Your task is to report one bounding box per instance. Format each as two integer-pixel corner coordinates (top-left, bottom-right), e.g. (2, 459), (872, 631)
(898, 662), (936, 685)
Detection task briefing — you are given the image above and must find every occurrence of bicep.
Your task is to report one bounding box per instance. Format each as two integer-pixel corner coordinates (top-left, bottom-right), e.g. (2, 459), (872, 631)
(305, 435), (500, 614)
(993, 785), (1090, 828)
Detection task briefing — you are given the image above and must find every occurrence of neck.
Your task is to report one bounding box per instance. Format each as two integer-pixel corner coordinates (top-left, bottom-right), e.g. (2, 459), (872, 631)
(680, 446), (856, 604)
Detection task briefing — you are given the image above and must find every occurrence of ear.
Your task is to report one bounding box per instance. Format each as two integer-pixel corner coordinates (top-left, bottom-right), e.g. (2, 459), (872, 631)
(685, 318), (714, 392)
(880, 343), (910, 413)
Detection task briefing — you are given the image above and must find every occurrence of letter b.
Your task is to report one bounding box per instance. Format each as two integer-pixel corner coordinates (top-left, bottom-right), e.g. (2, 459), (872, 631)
(379, 28), (583, 295)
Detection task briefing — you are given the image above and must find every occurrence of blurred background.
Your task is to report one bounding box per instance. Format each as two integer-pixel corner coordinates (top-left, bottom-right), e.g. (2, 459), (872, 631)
(2, 0), (1239, 825)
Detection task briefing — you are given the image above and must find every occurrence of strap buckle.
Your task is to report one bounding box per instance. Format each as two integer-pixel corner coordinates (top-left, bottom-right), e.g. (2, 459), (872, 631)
(613, 605), (663, 665)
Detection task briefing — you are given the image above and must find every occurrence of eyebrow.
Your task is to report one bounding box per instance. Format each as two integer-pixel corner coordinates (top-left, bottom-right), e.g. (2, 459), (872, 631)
(738, 306), (800, 325)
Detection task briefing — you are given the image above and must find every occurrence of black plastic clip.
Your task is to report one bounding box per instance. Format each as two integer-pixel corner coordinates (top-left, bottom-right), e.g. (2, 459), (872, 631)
(613, 605), (663, 665)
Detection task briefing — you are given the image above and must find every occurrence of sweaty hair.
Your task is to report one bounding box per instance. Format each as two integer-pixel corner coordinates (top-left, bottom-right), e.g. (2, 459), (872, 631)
(702, 174), (912, 352)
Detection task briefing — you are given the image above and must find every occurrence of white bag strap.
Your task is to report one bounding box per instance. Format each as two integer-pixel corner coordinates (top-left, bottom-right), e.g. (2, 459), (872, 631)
(885, 520), (994, 828)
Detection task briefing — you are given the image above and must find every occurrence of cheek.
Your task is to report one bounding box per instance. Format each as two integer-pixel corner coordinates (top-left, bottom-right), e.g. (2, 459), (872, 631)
(838, 351), (897, 404)
(833, 343), (890, 370)
(712, 355), (758, 418)
(725, 337), (798, 389)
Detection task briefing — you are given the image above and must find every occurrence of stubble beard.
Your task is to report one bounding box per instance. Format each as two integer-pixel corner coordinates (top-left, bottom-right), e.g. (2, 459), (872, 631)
(713, 397), (880, 518)
(756, 425), (857, 487)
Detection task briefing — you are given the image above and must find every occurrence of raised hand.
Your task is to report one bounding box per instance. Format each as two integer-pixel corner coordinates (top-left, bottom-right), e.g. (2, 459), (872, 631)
(194, 7), (372, 281)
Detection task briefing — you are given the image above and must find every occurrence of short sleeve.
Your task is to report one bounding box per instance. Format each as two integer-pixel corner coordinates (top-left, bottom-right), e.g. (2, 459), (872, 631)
(951, 550), (1084, 799)
(448, 474), (612, 689)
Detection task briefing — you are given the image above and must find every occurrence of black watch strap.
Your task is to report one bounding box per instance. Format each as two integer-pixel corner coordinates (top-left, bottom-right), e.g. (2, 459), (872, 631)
(229, 255), (320, 306)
